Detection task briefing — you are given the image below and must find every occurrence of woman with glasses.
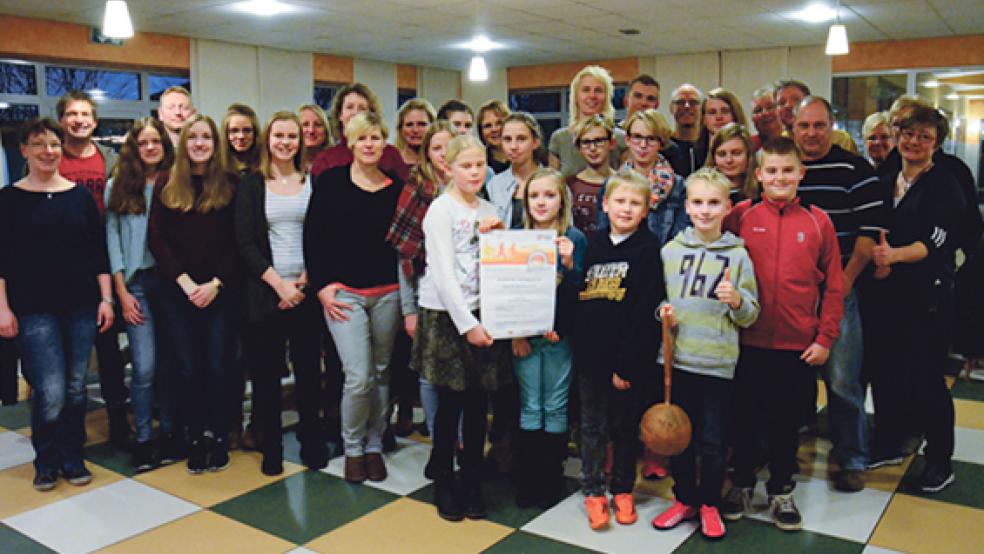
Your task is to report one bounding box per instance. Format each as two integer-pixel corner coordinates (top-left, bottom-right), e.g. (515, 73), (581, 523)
(548, 65), (625, 178)
(221, 104), (261, 177)
(867, 105), (964, 493)
(698, 89), (747, 159)
(0, 118), (114, 490)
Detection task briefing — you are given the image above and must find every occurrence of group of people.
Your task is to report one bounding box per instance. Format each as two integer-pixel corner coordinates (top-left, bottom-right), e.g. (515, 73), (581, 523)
(0, 63), (979, 543)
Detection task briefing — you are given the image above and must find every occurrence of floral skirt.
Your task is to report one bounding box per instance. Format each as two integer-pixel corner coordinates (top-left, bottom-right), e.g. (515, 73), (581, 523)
(411, 307), (512, 392)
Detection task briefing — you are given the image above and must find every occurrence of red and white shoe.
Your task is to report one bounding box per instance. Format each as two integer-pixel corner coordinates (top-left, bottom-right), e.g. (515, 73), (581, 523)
(651, 500), (697, 530)
(700, 505), (726, 539)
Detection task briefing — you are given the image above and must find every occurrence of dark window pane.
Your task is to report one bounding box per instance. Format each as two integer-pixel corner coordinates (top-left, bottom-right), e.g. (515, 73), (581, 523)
(398, 90), (416, 108)
(0, 61), (37, 95)
(45, 66), (140, 100)
(2, 104), (41, 185)
(0, 102), (40, 124)
(148, 74), (191, 101)
(509, 92), (562, 113)
(612, 85), (626, 110)
(536, 117), (562, 140)
(314, 85), (336, 111)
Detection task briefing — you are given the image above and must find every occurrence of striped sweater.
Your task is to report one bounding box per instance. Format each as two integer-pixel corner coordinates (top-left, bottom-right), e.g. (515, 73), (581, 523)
(659, 228), (760, 380)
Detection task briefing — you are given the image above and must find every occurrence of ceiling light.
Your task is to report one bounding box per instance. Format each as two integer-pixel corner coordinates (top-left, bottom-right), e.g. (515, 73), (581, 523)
(945, 93), (960, 100)
(792, 3), (837, 23)
(457, 36), (503, 53)
(102, 1), (134, 39)
(824, 1), (848, 56)
(469, 56), (488, 82)
(230, 0), (296, 16)
(921, 80), (941, 88)
(0, 102), (10, 109)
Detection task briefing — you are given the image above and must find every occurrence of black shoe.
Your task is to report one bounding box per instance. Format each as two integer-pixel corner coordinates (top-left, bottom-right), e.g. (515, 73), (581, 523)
(539, 432), (569, 509)
(159, 431), (187, 465)
(423, 457), (437, 480)
(33, 470), (58, 491)
(187, 440), (207, 474)
(108, 404), (136, 452)
(435, 478), (464, 522)
(918, 462), (955, 493)
(209, 438), (230, 472)
(768, 493), (802, 531)
(463, 481), (487, 519)
(62, 465), (93, 486)
(382, 424), (397, 453)
(300, 442), (328, 471)
(261, 453), (284, 476)
(720, 486), (752, 521)
(131, 440), (159, 473)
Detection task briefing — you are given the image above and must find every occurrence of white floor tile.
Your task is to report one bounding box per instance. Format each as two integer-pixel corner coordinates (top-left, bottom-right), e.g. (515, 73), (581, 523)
(953, 426), (984, 465)
(862, 546), (905, 554)
(2, 479), (199, 554)
(0, 431), (35, 471)
(286, 548), (319, 554)
(744, 474), (892, 543)
(322, 437), (432, 495)
(562, 455), (581, 480)
(522, 492), (696, 554)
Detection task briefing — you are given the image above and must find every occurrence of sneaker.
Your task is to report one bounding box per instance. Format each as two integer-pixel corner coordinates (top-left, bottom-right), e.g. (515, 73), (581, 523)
(720, 486), (752, 521)
(208, 438), (230, 472)
(918, 462), (955, 493)
(585, 496), (610, 530)
(700, 505), (726, 539)
(187, 440), (207, 475)
(159, 432), (186, 465)
(834, 469), (865, 493)
(131, 440), (159, 473)
(868, 453), (906, 470)
(33, 470), (58, 492)
(652, 500), (697, 530)
(612, 493), (637, 525)
(642, 455), (669, 480)
(768, 493), (802, 531)
(62, 466), (93, 486)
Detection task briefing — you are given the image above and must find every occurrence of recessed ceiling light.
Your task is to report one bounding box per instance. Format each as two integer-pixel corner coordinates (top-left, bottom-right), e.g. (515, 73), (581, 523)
(791, 3), (837, 23)
(455, 36), (504, 53)
(230, 0), (296, 17)
(921, 80), (940, 88)
(945, 93), (960, 100)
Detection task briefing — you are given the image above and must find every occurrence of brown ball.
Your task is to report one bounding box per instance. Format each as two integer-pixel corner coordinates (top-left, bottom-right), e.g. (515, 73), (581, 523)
(640, 403), (692, 456)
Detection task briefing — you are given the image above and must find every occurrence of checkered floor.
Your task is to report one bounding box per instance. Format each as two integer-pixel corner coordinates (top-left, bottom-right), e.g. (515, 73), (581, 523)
(1, 375), (982, 554)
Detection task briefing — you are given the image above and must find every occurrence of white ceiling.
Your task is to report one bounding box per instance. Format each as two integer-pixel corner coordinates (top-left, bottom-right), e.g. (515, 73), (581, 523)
(0, 0), (981, 71)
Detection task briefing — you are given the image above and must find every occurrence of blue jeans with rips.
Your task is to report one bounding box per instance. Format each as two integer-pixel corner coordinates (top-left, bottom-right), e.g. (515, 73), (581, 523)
(17, 307), (98, 474)
(820, 289), (869, 471)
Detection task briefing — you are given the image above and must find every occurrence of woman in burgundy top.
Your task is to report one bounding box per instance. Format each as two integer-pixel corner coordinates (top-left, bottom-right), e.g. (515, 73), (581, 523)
(148, 114), (240, 475)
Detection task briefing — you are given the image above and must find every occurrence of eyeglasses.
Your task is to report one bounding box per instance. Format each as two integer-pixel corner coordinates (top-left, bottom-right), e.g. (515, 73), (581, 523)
(865, 134), (892, 143)
(900, 129), (935, 145)
(577, 137), (611, 149)
(27, 141), (62, 151)
(628, 134), (660, 146)
(672, 99), (699, 108)
(228, 127), (254, 136)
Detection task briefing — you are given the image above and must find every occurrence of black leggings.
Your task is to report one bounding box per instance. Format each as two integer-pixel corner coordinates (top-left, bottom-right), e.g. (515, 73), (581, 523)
(431, 386), (488, 482)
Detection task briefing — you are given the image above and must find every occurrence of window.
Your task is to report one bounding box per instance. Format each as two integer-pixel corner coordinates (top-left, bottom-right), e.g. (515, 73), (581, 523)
(831, 73), (907, 152)
(509, 85), (627, 141)
(0, 61), (37, 95)
(148, 74), (191, 101)
(313, 84), (337, 112)
(45, 65), (141, 101)
(397, 89), (416, 108)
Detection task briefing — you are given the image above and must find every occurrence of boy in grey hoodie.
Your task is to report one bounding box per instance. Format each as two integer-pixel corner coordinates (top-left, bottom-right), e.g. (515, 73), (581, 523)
(651, 168), (759, 540)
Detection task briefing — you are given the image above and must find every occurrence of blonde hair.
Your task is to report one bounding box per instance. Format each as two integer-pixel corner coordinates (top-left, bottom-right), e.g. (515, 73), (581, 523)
(162, 114), (234, 213)
(571, 114), (614, 142)
(260, 111), (305, 180)
(569, 65), (615, 126)
(604, 167), (650, 202)
(624, 109), (672, 147)
(889, 95), (930, 119)
(685, 167), (732, 200)
(344, 112), (389, 147)
(395, 98), (436, 152)
(706, 123), (758, 199)
(523, 167), (572, 233)
(862, 111), (891, 140)
(445, 134), (486, 168)
(298, 103), (333, 148)
(415, 120), (457, 194)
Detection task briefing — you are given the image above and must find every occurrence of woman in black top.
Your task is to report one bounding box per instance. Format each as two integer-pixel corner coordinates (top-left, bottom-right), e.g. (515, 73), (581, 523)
(0, 118), (114, 491)
(868, 106), (964, 493)
(235, 111), (324, 475)
(304, 112), (403, 484)
(148, 114), (240, 475)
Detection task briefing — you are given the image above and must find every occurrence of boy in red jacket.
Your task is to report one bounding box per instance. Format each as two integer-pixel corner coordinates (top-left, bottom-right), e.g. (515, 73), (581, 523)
(720, 137), (845, 531)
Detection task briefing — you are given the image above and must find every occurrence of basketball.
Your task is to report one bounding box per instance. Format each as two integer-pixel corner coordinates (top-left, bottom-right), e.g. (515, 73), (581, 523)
(640, 402), (692, 456)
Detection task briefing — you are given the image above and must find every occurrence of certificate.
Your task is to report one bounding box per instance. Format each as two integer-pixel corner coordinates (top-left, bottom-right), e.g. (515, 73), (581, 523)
(479, 229), (557, 339)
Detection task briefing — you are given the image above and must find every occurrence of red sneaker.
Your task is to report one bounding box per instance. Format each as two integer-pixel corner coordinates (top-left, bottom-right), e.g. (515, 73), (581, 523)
(613, 493), (637, 525)
(651, 500), (697, 530)
(585, 496), (610, 530)
(700, 505), (726, 539)
(642, 452), (669, 480)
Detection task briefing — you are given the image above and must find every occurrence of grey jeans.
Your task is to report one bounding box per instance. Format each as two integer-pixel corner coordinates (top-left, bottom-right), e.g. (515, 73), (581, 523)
(325, 289), (400, 456)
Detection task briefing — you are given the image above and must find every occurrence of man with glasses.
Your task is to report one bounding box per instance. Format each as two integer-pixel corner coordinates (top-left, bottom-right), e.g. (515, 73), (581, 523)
(792, 95), (885, 493)
(55, 90), (134, 452)
(669, 84), (705, 177)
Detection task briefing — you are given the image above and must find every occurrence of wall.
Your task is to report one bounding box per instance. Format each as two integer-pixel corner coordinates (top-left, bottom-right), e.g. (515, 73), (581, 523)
(313, 54), (353, 83)
(354, 58), (398, 131)
(462, 68), (509, 117)
(833, 35), (984, 73)
(417, 67), (461, 112)
(508, 58), (640, 89)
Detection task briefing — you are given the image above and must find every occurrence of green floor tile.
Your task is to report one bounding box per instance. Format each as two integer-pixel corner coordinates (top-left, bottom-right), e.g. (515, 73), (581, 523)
(211, 470), (398, 544)
(0, 402), (31, 431)
(483, 530), (600, 553)
(83, 441), (137, 477)
(0, 523), (54, 554)
(952, 379), (984, 402)
(900, 455), (984, 510)
(674, 517), (863, 553)
(281, 430), (341, 468)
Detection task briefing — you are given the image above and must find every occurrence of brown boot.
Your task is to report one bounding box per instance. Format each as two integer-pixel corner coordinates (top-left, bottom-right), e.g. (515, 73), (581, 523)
(344, 455), (367, 483)
(366, 453), (388, 481)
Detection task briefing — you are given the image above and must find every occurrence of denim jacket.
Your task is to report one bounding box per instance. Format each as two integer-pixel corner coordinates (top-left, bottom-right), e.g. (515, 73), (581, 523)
(104, 174), (164, 283)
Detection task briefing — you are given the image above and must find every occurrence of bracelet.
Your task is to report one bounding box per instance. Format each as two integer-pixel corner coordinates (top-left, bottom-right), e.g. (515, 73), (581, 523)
(101, 297), (114, 306)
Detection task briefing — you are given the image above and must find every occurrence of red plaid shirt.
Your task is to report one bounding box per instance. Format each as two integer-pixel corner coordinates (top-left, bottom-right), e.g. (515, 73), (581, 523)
(386, 171), (440, 279)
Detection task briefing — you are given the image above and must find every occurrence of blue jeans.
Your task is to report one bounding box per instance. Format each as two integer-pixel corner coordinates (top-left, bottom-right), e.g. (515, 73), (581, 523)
(122, 270), (161, 443)
(514, 337), (572, 433)
(158, 283), (239, 442)
(820, 289), (869, 471)
(17, 307), (98, 473)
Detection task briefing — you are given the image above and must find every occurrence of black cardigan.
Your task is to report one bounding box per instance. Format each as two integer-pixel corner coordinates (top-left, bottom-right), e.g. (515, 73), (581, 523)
(234, 172), (310, 322)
